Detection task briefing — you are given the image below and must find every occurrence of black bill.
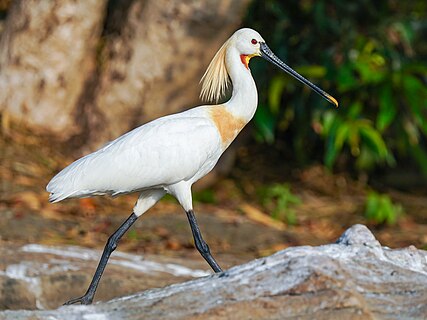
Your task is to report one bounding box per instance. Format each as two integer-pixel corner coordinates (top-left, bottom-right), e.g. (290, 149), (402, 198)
(260, 42), (338, 107)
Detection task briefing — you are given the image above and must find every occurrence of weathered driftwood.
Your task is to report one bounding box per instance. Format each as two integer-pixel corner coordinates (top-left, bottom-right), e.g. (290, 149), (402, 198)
(1, 224), (426, 319)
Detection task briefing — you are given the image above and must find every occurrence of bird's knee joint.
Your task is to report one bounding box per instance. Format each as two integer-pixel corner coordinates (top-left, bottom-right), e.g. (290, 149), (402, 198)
(196, 240), (210, 255)
(107, 236), (118, 251)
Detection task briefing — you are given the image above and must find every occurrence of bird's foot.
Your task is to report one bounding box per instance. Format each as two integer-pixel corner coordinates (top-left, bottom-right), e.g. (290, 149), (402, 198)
(63, 294), (93, 305)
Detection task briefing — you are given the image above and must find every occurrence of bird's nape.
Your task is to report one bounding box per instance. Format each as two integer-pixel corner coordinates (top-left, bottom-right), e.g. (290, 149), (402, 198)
(259, 42), (338, 108)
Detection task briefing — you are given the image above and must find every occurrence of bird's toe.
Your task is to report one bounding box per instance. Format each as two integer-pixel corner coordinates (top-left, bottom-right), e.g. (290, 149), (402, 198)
(63, 295), (93, 305)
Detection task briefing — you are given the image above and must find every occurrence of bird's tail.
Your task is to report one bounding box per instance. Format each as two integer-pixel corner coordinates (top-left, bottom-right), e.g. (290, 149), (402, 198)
(46, 175), (80, 203)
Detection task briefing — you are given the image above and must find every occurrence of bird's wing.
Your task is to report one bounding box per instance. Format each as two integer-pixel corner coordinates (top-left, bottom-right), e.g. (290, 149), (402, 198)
(47, 107), (222, 202)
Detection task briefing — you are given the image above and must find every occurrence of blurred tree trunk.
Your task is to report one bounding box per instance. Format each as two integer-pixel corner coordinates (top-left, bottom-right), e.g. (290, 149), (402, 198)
(0, 0), (107, 137)
(0, 0), (250, 151)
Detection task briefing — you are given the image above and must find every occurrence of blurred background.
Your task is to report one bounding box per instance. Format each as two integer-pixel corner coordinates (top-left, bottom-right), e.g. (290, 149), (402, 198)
(1, 0), (426, 268)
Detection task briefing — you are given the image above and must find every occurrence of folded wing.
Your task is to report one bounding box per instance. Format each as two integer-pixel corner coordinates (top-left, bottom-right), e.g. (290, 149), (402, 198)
(47, 108), (221, 202)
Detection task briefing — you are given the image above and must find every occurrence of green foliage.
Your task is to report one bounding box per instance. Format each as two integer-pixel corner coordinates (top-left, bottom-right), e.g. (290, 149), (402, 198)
(162, 190), (217, 205)
(364, 191), (403, 225)
(193, 189), (217, 204)
(316, 103), (394, 170)
(258, 183), (301, 225)
(246, 1), (427, 174)
(161, 194), (177, 203)
(127, 229), (139, 241)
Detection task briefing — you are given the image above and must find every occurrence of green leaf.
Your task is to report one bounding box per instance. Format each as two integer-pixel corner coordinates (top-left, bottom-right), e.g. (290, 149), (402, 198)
(254, 105), (277, 144)
(348, 102), (362, 119)
(268, 75), (288, 114)
(337, 63), (357, 91)
(359, 124), (389, 159)
(393, 21), (415, 47)
(295, 65), (327, 78)
(364, 191), (403, 225)
(403, 75), (427, 135)
(377, 84), (397, 132)
(348, 124), (361, 156)
(259, 183), (301, 225)
(334, 122), (350, 151)
(354, 60), (385, 84)
(408, 144), (427, 176)
(324, 142), (339, 169)
(320, 111), (337, 135)
(356, 146), (377, 170)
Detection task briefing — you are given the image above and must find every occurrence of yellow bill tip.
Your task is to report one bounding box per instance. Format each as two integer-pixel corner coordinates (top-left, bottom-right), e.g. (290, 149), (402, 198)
(326, 94), (339, 108)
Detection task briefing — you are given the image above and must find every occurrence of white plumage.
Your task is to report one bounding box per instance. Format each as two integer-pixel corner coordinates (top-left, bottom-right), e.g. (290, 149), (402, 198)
(47, 29), (267, 215)
(47, 28), (338, 305)
(47, 107), (221, 204)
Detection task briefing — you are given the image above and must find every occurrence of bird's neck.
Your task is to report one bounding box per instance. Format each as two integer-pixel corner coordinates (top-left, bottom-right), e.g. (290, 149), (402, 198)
(223, 47), (258, 123)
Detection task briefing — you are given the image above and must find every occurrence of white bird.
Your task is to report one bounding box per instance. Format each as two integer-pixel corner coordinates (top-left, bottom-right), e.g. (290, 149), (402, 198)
(47, 28), (338, 305)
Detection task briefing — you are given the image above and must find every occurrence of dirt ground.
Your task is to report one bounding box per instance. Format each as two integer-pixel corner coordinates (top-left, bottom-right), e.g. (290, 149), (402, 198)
(1, 124), (426, 268)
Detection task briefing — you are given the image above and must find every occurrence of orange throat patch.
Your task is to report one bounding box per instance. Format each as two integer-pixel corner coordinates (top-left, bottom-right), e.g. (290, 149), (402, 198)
(240, 54), (250, 70)
(209, 106), (246, 148)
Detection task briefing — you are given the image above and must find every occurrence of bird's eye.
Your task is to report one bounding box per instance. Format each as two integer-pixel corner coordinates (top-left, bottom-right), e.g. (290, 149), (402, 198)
(251, 39), (258, 45)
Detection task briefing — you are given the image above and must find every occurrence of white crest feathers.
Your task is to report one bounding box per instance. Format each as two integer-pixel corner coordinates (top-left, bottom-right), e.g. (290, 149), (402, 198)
(200, 38), (232, 103)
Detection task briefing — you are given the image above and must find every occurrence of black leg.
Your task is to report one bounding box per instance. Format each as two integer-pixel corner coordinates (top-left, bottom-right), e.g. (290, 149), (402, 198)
(186, 210), (222, 273)
(64, 212), (138, 305)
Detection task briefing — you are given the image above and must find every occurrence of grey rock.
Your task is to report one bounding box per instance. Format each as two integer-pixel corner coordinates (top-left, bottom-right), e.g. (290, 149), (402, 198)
(336, 224), (381, 247)
(1, 225), (426, 319)
(0, 244), (210, 310)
